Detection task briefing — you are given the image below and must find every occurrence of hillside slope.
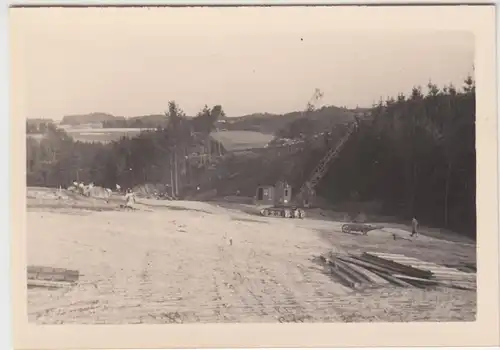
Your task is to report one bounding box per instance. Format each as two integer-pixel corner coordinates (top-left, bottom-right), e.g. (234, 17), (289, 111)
(61, 112), (121, 125)
(210, 131), (275, 151)
(224, 105), (360, 135)
(57, 104), (362, 135)
(102, 114), (168, 128)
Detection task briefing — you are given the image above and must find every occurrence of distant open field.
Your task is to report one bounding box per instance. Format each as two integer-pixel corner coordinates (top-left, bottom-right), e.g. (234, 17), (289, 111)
(61, 127), (152, 143)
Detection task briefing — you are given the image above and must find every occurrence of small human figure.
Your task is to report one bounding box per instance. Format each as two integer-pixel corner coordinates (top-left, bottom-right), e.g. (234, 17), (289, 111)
(410, 217), (419, 238)
(78, 182), (85, 195)
(124, 188), (136, 209)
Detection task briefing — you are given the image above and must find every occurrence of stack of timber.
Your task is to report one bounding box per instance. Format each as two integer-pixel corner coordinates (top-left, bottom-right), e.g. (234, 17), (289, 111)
(27, 265), (79, 289)
(322, 251), (476, 291)
(445, 262), (477, 273)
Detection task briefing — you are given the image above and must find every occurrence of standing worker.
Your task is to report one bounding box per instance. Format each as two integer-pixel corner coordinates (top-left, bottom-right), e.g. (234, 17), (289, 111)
(410, 217), (419, 238)
(124, 188), (136, 209)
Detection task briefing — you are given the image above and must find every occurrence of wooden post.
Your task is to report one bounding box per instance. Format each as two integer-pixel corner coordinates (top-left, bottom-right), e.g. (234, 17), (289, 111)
(174, 146), (179, 197)
(170, 152), (174, 197)
(208, 136), (212, 163)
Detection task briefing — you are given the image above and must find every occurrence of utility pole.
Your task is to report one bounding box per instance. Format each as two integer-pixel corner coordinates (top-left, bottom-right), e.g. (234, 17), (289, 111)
(184, 147), (191, 186)
(174, 145), (179, 197)
(170, 152), (175, 197)
(207, 136), (211, 164)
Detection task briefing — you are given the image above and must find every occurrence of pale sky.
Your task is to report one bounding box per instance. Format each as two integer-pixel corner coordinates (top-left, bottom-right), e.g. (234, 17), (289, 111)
(11, 7), (474, 120)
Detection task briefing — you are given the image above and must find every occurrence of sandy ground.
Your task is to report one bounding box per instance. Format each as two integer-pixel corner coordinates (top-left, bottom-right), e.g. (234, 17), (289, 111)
(27, 188), (476, 324)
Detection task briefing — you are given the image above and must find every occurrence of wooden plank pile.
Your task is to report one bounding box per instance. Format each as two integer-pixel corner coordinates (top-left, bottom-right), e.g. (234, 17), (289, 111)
(27, 265), (79, 289)
(445, 262), (477, 273)
(322, 251), (476, 291)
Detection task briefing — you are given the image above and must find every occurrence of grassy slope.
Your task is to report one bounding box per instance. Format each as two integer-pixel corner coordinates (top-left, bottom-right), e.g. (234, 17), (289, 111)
(210, 131), (274, 151)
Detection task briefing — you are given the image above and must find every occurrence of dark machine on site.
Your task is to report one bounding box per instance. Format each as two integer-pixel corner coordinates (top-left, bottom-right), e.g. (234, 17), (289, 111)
(254, 89), (360, 219)
(255, 180), (305, 218)
(255, 120), (359, 219)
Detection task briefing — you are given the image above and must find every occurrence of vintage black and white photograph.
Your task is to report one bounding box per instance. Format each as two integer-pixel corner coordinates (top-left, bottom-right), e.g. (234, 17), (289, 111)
(13, 5), (488, 329)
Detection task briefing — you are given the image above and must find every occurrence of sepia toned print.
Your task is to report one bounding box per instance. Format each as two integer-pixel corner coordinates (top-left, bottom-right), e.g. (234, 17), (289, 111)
(12, 6), (496, 342)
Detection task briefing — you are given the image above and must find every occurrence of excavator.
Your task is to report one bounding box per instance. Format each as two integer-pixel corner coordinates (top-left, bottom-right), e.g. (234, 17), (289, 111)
(255, 90), (360, 219)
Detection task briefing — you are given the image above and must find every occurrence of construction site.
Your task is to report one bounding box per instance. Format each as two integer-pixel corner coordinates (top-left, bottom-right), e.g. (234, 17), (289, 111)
(26, 90), (477, 324)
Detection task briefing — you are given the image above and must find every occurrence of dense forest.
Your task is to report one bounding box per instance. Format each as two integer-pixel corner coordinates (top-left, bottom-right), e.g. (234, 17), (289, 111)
(314, 76), (476, 237)
(26, 75), (476, 237)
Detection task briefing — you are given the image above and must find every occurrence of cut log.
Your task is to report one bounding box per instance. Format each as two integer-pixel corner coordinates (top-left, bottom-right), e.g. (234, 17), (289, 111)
(331, 259), (374, 285)
(27, 265), (80, 283)
(392, 274), (438, 286)
(361, 252), (433, 279)
(27, 279), (75, 289)
(393, 274), (475, 291)
(27, 265), (79, 277)
(336, 255), (400, 276)
(341, 261), (391, 286)
(368, 270), (421, 288)
(327, 264), (360, 289)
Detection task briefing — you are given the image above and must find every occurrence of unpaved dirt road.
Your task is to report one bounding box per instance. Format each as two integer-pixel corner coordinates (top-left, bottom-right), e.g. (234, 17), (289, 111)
(27, 189), (476, 324)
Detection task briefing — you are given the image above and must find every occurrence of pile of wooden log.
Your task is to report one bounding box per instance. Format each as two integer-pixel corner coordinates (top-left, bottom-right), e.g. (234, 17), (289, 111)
(445, 261), (477, 273)
(27, 265), (79, 289)
(321, 251), (476, 291)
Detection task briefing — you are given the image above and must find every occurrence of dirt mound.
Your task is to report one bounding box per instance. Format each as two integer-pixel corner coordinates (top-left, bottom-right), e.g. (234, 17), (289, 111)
(27, 187), (73, 201)
(85, 186), (111, 199)
(28, 186), (116, 205)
